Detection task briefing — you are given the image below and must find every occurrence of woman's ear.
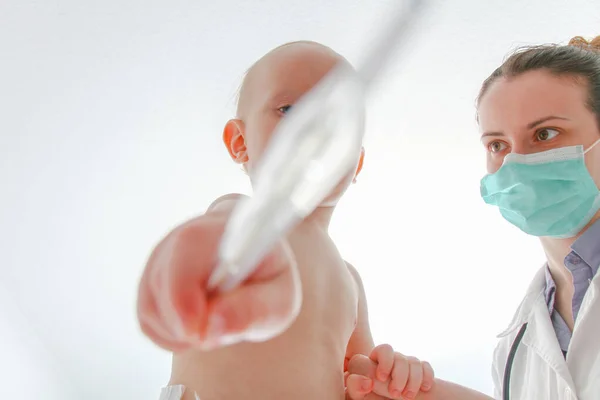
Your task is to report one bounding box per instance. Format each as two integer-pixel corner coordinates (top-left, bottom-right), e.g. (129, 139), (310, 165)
(353, 147), (365, 183)
(223, 119), (248, 164)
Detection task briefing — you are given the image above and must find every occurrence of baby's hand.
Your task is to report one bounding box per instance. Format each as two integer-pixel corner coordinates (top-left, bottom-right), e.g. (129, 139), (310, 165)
(345, 344), (434, 400)
(136, 211), (301, 352)
(370, 344), (434, 399)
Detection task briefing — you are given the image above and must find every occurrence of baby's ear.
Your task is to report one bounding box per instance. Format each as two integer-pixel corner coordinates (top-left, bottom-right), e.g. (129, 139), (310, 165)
(223, 119), (248, 164)
(352, 147), (365, 183)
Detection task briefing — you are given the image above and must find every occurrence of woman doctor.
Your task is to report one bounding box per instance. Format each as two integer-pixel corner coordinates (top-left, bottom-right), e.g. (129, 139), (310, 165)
(346, 35), (600, 400)
(476, 35), (600, 400)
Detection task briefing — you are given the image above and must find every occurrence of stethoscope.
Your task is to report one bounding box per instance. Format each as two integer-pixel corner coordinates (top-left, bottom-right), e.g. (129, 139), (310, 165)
(503, 322), (528, 400)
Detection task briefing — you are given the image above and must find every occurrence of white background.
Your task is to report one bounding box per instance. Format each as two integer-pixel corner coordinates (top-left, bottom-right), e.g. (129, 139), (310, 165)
(1, 0), (599, 398)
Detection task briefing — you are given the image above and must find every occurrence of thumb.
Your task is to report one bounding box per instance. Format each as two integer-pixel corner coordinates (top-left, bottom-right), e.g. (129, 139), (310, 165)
(200, 258), (302, 348)
(346, 374), (373, 400)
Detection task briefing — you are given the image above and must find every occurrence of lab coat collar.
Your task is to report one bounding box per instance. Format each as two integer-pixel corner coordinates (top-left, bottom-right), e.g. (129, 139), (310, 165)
(567, 274), (600, 392)
(497, 266), (576, 390)
(520, 289), (575, 389)
(497, 266), (546, 338)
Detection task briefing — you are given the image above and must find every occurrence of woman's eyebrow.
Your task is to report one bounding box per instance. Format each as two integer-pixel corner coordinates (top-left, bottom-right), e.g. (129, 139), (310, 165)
(480, 115), (571, 139)
(481, 131), (504, 139)
(526, 116), (569, 129)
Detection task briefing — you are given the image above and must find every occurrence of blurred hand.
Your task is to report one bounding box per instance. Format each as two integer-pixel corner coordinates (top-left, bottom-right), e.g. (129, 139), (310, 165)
(137, 211), (301, 352)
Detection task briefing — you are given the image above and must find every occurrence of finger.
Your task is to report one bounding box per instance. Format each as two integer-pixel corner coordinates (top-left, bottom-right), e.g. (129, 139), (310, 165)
(388, 353), (409, 399)
(166, 218), (222, 337)
(345, 374), (374, 399)
(369, 344), (394, 382)
(348, 354), (377, 379)
(245, 239), (296, 283)
(138, 315), (191, 353)
(139, 220), (207, 343)
(420, 361), (435, 392)
(402, 357), (424, 400)
(345, 375), (388, 400)
(138, 280), (186, 347)
(347, 355), (391, 397)
(205, 245), (301, 344)
(137, 234), (164, 324)
(138, 251), (186, 345)
(208, 268), (300, 339)
(363, 394), (388, 400)
(346, 386), (388, 400)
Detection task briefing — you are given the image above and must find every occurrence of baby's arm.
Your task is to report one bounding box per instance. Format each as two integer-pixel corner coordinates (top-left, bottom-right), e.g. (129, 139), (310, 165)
(344, 262), (375, 363)
(415, 380), (494, 400)
(347, 355), (494, 400)
(343, 265), (494, 400)
(344, 265), (434, 399)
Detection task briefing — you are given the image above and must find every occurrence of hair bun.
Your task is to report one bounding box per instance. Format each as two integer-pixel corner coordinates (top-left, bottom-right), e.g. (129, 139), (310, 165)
(568, 35), (600, 51)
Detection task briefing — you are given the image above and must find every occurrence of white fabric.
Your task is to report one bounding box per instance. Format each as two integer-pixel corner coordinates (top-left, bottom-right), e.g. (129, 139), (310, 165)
(492, 267), (600, 399)
(502, 139), (600, 165)
(159, 385), (200, 400)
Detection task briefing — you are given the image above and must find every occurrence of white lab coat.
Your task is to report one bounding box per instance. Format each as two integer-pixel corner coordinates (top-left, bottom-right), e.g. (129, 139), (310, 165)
(492, 267), (600, 399)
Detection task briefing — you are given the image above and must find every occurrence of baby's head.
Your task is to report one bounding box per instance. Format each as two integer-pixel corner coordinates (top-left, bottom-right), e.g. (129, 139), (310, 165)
(222, 41), (365, 207)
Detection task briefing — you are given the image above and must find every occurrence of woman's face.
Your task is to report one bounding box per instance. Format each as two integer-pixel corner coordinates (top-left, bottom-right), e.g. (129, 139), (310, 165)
(477, 70), (600, 181)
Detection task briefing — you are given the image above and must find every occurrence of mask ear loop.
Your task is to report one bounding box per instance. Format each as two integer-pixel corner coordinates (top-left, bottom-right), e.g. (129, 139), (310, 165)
(584, 138), (600, 154)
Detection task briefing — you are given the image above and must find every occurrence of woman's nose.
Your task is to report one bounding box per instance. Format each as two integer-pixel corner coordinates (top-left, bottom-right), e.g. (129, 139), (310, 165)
(509, 141), (531, 155)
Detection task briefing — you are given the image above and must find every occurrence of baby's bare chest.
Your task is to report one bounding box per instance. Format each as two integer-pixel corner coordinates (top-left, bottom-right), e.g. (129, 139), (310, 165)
(288, 232), (359, 334)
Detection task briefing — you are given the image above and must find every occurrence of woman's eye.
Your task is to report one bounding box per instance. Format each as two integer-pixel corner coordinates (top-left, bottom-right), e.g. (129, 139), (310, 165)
(488, 141), (507, 153)
(278, 105), (292, 114)
(536, 128), (559, 141)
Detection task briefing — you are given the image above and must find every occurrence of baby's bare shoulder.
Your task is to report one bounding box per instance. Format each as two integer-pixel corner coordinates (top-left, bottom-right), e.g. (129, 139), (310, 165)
(206, 193), (249, 213)
(344, 261), (364, 290)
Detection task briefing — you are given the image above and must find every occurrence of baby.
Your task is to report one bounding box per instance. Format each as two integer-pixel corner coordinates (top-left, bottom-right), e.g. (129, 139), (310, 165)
(137, 41), (435, 400)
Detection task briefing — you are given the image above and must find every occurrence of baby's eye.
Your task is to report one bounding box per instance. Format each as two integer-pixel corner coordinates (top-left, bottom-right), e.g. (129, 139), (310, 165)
(278, 105), (292, 114)
(536, 128), (559, 141)
(488, 141), (507, 154)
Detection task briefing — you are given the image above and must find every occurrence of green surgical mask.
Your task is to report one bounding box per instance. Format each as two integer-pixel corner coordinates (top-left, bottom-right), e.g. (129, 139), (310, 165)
(480, 139), (600, 238)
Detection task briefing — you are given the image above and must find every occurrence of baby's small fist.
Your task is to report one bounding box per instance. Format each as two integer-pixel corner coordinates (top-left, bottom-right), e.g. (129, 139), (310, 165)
(369, 345), (435, 399)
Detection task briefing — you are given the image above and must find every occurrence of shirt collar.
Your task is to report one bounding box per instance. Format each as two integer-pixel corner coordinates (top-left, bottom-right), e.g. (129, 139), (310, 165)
(497, 266), (546, 338)
(571, 218), (600, 274)
(544, 265), (557, 313)
(542, 218), (600, 312)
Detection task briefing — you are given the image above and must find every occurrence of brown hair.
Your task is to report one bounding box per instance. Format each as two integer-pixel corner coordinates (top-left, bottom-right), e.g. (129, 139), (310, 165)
(477, 35), (600, 129)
